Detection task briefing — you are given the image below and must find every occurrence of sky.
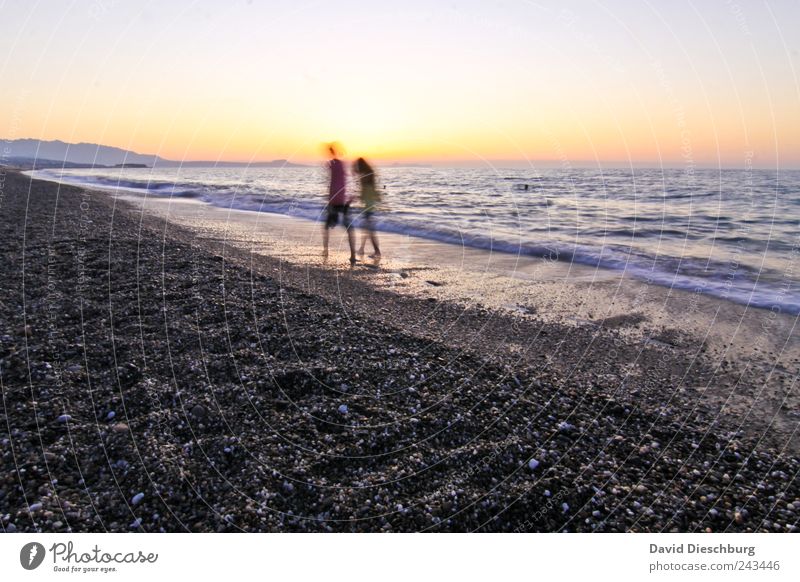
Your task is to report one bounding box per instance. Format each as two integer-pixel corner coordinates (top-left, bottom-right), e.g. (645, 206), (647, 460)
(1, 0), (798, 167)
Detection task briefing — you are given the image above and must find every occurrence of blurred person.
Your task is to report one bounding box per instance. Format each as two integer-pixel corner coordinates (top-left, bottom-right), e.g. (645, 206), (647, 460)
(353, 157), (381, 258)
(322, 143), (356, 264)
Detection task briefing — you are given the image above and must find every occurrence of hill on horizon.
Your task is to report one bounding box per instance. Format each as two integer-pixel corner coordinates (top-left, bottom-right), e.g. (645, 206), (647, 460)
(1, 139), (305, 168)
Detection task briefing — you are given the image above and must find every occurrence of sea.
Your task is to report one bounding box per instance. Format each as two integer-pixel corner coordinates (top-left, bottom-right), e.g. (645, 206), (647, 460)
(32, 165), (800, 314)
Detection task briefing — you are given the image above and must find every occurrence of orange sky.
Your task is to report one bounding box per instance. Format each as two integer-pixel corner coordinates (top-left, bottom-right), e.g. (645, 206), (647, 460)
(2, 1), (798, 168)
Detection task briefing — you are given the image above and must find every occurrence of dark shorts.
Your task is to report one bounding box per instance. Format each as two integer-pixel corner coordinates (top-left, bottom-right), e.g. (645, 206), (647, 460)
(325, 204), (352, 229)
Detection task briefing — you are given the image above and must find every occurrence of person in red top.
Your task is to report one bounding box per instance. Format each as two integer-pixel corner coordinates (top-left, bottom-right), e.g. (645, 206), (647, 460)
(322, 143), (356, 264)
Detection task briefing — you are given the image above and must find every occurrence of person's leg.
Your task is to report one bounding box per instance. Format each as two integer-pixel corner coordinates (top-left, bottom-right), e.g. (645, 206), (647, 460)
(343, 206), (356, 264)
(347, 227), (357, 264)
(370, 229), (381, 256)
(364, 210), (380, 256)
(358, 231), (367, 256)
(323, 206), (336, 258)
(359, 212), (371, 256)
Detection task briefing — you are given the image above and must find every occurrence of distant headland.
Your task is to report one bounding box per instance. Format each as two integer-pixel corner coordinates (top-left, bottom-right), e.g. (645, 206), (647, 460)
(0, 139), (308, 169)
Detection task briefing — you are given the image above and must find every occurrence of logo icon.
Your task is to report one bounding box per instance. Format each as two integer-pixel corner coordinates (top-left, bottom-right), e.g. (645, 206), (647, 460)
(20, 542), (46, 570)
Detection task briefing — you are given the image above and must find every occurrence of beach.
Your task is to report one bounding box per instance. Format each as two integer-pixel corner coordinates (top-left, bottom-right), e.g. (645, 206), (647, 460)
(1, 170), (798, 532)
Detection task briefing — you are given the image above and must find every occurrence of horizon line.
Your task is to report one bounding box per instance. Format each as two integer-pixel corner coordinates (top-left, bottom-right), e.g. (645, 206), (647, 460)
(4, 137), (798, 170)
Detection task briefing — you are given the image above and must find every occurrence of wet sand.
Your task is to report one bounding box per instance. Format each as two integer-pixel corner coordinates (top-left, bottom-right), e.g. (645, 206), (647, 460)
(1, 171), (798, 533)
(120, 188), (800, 449)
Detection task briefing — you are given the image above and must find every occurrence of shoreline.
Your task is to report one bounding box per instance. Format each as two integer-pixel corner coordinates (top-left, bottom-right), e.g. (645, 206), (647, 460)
(29, 168), (800, 317)
(113, 182), (800, 373)
(126, 187), (800, 460)
(1, 171), (798, 532)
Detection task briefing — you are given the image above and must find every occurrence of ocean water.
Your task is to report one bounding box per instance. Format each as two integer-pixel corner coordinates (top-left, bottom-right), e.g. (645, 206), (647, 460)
(33, 165), (800, 314)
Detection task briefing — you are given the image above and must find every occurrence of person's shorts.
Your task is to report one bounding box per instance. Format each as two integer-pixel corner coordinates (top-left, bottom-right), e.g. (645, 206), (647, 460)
(325, 204), (352, 229)
(362, 201), (379, 221)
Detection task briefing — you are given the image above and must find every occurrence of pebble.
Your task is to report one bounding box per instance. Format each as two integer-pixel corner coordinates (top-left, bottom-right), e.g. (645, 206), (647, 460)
(57, 414), (72, 423)
(4, 173), (799, 535)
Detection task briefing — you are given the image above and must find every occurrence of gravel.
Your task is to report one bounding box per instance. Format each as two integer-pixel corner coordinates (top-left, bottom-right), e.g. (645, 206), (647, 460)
(0, 171), (797, 533)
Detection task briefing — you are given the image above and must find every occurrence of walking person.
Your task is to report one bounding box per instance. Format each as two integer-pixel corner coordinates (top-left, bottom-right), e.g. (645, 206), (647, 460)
(353, 157), (381, 258)
(322, 143), (356, 264)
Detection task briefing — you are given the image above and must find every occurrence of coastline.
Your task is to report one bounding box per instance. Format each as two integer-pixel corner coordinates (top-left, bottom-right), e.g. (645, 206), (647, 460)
(1, 171), (798, 532)
(115, 182), (800, 446)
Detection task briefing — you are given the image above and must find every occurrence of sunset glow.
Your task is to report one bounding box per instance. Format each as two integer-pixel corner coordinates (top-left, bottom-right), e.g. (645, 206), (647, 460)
(2, 1), (798, 167)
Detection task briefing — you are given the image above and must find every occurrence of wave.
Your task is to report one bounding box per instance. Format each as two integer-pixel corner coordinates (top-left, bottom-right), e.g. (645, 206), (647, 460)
(32, 168), (800, 315)
(364, 220), (800, 314)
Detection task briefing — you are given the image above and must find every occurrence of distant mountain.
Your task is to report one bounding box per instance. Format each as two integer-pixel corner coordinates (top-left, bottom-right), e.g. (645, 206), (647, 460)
(388, 162), (433, 168)
(0, 157), (103, 170)
(4, 139), (167, 167)
(1, 139), (306, 168)
(167, 159), (306, 168)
